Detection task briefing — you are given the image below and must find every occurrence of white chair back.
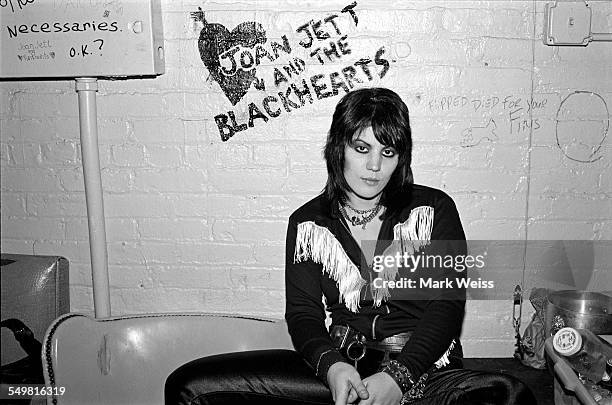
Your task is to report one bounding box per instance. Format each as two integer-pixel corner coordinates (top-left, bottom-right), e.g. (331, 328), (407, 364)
(42, 313), (293, 405)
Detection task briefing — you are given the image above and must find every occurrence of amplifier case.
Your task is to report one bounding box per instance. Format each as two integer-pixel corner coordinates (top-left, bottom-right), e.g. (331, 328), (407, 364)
(1, 254), (69, 365)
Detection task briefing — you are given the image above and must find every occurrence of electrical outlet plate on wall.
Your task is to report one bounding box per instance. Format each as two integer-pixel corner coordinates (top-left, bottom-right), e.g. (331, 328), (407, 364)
(543, 1), (592, 46)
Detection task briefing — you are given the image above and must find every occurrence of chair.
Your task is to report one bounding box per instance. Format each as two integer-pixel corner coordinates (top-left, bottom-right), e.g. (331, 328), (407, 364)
(42, 312), (293, 405)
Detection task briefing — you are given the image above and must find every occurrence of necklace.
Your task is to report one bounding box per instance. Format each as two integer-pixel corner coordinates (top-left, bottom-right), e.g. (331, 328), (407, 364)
(339, 199), (382, 229)
(344, 203), (378, 215)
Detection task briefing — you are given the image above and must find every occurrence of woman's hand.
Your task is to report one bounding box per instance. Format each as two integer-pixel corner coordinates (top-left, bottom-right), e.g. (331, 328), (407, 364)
(327, 362), (369, 405)
(359, 372), (403, 405)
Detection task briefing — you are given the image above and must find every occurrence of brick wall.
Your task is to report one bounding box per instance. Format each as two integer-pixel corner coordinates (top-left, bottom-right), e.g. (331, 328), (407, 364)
(1, 0), (611, 356)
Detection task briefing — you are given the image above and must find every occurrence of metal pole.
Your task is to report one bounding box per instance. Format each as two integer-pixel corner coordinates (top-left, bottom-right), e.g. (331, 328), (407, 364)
(75, 77), (111, 318)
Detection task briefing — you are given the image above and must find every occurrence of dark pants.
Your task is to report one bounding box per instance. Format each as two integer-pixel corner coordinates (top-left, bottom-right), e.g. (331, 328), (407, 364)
(165, 350), (536, 405)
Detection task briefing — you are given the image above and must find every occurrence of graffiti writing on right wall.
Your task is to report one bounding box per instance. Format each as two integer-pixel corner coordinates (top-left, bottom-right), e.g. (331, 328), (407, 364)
(429, 91), (609, 163)
(460, 118), (497, 148)
(555, 91), (609, 163)
(428, 94), (549, 141)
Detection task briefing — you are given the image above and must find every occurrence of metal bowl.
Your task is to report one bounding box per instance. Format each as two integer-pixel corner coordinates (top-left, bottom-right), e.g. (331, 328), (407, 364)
(544, 290), (612, 336)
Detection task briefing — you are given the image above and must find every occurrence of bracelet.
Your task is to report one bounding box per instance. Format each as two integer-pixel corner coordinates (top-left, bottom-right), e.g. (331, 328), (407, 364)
(401, 372), (429, 403)
(379, 360), (416, 394)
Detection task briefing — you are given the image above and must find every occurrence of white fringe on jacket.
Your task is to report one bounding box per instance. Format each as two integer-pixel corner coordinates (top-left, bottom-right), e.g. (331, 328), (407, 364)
(435, 339), (456, 369)
(373, 206), (435, 305)
(294, 221), (367, 313)
(393, 205), (434, 253)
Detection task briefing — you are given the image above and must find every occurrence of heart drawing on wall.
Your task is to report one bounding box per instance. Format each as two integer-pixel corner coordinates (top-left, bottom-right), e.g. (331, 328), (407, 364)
(192, 8), (266, 105)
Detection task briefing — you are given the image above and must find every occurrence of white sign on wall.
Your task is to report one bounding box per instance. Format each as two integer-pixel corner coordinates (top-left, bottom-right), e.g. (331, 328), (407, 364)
(0, 0), (164, 78)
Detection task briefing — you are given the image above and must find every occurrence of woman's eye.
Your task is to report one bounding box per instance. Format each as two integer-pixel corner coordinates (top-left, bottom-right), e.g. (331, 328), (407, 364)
(382, 149), (396, 157)
(354, 145), (368, 153)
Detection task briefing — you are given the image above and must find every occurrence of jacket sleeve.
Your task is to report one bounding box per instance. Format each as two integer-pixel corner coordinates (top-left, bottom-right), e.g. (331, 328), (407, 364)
(396, 194), (467, 377)
(284, 215), (348, 381)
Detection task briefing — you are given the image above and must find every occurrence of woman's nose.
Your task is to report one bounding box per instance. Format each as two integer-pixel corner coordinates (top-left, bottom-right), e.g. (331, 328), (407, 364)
(366, 154), (381, 171)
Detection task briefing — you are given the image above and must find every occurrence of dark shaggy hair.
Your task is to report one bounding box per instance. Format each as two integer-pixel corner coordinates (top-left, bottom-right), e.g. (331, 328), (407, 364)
(323, 87), (413, 216)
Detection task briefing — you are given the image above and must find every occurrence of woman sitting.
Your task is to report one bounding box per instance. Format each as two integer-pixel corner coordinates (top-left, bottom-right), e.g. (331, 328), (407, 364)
(165, 87), (535, 405)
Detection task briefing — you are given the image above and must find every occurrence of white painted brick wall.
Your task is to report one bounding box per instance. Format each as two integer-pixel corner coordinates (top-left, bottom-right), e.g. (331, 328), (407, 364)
(1, 0), (611, 357)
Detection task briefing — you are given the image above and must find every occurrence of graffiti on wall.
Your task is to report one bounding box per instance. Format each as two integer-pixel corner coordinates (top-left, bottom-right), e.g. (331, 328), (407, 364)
(192, 2), (393, 141)
(460, 119), (498, 148)
(426, 94), (548, 148)
(192, 8), (267, 106)
(555, 91), (609, 163)
(430, 90), (609, 163)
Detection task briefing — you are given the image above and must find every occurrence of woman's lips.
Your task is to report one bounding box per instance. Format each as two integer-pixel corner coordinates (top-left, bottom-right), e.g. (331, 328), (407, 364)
(361, 178), (380, 186)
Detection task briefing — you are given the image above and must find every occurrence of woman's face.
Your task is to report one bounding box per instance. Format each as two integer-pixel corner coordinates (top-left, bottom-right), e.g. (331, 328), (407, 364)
(343, 127), (399, 205)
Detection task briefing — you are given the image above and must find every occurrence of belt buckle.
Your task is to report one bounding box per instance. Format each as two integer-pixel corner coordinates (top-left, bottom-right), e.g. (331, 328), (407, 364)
(332, 326), (367, 367)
